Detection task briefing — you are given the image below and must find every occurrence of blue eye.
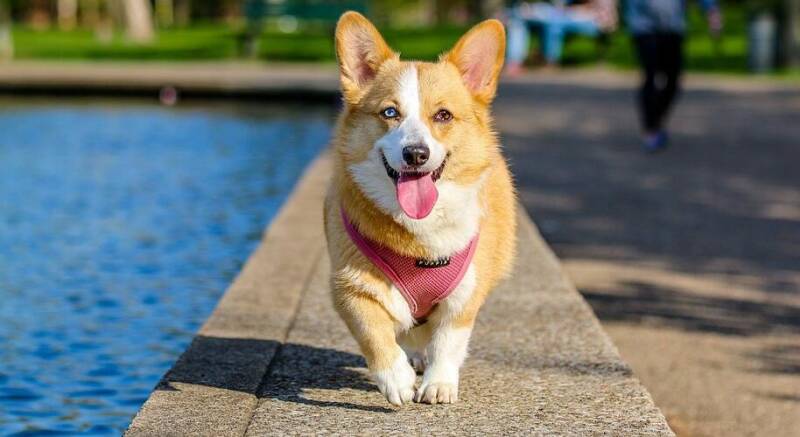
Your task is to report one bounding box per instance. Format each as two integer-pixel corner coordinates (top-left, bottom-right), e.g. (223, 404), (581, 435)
(381, 107), (399, 119)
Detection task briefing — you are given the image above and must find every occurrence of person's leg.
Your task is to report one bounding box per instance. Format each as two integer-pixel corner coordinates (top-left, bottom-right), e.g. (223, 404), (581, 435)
(633, 34), (660, 133)
(541, 21), (566, 65)
(506, 15), (530, 65)
(633, 33), (670, 151)
(654, 33), (684, 129)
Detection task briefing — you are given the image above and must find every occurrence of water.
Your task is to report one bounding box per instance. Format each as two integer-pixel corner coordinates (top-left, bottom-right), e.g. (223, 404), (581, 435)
(0, 99), (333, 435)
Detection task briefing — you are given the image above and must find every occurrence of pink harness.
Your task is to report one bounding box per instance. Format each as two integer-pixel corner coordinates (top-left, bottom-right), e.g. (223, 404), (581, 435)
(341, 208), (478, 322)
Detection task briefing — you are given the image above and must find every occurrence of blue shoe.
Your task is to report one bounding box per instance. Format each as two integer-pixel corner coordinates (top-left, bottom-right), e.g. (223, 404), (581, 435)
(642, 131), (669, 153)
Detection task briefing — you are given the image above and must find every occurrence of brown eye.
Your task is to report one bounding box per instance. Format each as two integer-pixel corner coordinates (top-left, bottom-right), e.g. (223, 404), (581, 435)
(433, 109), (452, 123)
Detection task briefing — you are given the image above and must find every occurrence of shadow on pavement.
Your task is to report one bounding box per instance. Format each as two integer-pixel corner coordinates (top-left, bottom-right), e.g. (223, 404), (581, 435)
(257, 342), (393, 413)
(581, 281), (800, 336)
(497, 81), (800, 337)
(754, 391), (800, 402)
(155, 335), (391, 413)
(744, 344), (800, 375)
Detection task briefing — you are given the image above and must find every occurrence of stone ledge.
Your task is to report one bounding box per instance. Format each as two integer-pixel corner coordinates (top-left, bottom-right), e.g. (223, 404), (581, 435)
(126, 152), (673, 436)
(1, 62), (796, 99)
(0, 61), (340, 98)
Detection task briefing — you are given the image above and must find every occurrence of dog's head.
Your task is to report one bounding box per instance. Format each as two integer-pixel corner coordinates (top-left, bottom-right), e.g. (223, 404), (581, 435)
(334, 12), (505, 221)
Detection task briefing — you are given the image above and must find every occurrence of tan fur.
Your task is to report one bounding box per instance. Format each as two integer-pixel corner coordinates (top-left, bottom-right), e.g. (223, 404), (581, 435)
(324, 11), (516, 405)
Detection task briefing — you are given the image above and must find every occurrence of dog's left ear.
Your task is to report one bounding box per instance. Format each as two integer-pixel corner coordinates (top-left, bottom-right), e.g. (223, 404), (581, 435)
(335, 11), (397, 104)
(444, 19), (506, 104)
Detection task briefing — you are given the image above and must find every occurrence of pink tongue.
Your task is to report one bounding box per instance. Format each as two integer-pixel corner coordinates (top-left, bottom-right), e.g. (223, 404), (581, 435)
(396, 173), (438, 219)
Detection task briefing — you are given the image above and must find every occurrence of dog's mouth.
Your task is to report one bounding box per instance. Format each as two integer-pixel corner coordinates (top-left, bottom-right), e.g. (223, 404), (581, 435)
(381, 152), (446, 220)
(381, 152), (446, 183)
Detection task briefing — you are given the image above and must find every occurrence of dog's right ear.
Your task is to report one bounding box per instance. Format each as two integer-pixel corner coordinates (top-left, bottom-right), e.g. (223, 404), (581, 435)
(335, 11), (396, 104)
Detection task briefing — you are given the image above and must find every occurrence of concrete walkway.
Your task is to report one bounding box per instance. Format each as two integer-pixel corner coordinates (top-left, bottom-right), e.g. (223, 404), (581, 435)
(495, 74), (800, 437)
(126, 154), (672, 435)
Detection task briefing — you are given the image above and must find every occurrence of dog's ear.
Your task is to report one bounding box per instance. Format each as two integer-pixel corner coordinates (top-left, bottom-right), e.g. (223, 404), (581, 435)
(335, 11), (396, 104)
(444, 19), (506, 104)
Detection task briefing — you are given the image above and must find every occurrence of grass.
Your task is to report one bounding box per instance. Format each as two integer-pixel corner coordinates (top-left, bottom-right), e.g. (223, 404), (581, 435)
(12, 25), (239, 60)
(9, 23), (468, 63)
(6, 5), (798, 77)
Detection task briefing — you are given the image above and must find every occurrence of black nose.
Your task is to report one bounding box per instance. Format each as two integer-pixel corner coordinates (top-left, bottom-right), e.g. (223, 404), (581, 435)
(402, 144), (430, 166)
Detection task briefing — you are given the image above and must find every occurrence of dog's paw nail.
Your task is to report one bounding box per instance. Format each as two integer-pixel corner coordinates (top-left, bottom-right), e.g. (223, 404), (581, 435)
(385, 385), (415, 406)
(401, 387), (415, 403)
(415, 382), (458, 404)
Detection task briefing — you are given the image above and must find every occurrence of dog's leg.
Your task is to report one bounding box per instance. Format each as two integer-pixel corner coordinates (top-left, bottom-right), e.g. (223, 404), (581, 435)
(336, 293), (416, 406)
(398, 324), (432, 374)
(414, 264), (481, 404)
(414, 320), (473, 404)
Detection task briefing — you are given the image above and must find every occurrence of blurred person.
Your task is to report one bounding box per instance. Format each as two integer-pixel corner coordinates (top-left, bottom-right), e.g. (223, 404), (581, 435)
(505, 0), (618, 73)
(628, 0), (722, 152)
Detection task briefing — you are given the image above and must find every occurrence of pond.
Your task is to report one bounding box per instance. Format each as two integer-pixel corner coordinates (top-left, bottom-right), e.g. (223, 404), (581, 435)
(0, 98), (334, 435)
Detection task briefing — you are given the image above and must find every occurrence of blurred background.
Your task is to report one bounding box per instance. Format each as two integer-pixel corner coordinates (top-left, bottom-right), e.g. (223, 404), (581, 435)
(0, 1), (797, 436)
(0, 0), (797, 74)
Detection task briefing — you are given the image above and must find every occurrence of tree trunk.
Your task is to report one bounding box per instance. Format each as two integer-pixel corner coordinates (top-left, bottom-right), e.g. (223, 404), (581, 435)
(123, 0), (154, 43)
(174, 0), (191, 27)
(28, 0), (52, 30)
(79, 0), (101, 28)
(221, 0), (240, 24)
(435, 0), (457, 25)
(466, 0), (483, 22)
(786, 0), (800, 67)
(482, 0), (505, 19)
(155, 0), (174, 28)
(0, 0), (12, 60)
(107, 0), (126, 31)
(58, 0), (78, 30)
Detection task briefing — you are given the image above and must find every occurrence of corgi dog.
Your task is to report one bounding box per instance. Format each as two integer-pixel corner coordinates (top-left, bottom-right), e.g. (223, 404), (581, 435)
(324, 12), (516, 406)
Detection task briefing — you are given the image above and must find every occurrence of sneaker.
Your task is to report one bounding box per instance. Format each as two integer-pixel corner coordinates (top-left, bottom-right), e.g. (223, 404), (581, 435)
(642, 131), (669, 153)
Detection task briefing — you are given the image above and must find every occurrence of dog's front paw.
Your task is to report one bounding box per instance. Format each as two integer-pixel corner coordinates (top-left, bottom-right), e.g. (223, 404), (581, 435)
(415, 382), (458, 404)
(374, 354), (417, 406)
